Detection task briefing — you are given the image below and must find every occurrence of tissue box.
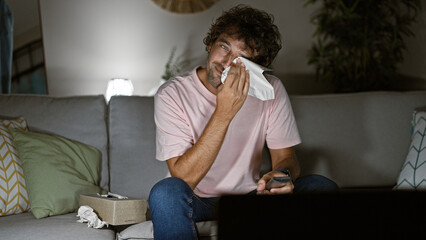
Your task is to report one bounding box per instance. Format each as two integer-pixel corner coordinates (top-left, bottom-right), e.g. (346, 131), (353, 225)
(80, 194), (148, 225)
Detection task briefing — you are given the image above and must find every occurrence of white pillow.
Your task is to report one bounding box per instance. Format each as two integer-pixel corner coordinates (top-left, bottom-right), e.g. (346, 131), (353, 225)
(117, 220), (217, 240)
(395, 110), (426, 190)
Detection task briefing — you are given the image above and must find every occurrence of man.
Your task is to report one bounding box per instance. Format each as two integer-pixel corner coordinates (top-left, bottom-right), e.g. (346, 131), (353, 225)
(149, 5), (338, 239)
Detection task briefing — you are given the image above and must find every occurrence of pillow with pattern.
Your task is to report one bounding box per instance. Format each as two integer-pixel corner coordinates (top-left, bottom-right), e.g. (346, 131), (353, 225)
(395, 109), (426, 190)
(0, 117), (30, 216)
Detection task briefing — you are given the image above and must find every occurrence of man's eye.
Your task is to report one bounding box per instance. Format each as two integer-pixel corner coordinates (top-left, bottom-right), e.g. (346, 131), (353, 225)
(221, 45), (228, 51)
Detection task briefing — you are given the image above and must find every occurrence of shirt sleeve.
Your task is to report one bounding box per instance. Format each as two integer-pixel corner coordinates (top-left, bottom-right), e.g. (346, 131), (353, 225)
(154, 84), (193, 161)
(265, 76), (301, 149)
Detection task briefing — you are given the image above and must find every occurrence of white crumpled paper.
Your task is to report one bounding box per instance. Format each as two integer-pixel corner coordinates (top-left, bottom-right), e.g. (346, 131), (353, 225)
(221, 56), (274, 101)
(97, 192), (128, 199)
(77, 205), (108, 229)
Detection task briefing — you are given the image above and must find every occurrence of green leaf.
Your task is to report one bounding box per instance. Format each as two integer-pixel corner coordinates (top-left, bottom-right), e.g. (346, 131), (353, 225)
(304, 0), (421, 92)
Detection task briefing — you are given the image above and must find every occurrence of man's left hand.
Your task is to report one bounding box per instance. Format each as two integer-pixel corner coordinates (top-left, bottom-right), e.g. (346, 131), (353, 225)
(256, 171), (294, 195)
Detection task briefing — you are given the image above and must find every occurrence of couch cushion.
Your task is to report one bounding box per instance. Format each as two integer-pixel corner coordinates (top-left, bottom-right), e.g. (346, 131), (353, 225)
(0, 212), (115, 240)
(108, 96), (168, 199)
(395, 108), (426, 190)
(290, 91), (426, 188)
(11, 129), (104, 218)
(0, 94), (109, 190)
(0, 117), (30, 216)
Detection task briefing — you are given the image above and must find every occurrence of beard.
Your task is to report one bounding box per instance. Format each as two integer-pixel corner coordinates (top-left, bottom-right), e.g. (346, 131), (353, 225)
(206, 62), (224, 89)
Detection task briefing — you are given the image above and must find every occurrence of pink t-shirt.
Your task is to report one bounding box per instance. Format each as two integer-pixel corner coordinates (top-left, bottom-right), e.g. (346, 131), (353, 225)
(154, 67), (301, 197)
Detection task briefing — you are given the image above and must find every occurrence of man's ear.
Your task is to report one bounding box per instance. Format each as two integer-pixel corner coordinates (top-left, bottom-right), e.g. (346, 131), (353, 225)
(207, 44), (212, 53)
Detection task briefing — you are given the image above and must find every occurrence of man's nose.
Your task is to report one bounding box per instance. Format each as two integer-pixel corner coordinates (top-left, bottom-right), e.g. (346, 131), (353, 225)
(223, 53), (239, 67)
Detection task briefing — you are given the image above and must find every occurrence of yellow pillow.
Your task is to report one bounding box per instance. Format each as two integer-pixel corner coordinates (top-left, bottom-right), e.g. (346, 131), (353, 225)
(0, 117), (30, 216)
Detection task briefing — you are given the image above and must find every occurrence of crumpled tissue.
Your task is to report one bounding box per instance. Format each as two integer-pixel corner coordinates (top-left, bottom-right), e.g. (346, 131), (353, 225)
(221, 56), (274, 101)
(77, 205), (108, 229)
(97, 192), (128, 199)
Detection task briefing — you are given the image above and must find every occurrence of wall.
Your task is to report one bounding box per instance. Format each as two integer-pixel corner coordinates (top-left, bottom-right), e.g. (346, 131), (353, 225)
(39, 0), (426, 97)
(39, 0), (322, 96)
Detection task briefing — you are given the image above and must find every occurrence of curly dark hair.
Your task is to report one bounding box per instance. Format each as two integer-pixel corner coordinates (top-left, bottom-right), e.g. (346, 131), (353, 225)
(203, 5), (282, 67)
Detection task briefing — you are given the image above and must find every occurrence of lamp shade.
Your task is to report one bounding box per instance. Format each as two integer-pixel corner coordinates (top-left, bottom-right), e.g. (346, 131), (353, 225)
(106, 78), (134, 102)
(152, 0), (219, 14)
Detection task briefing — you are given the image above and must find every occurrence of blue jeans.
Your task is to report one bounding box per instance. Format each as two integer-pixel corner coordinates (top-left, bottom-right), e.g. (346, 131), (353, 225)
(149, 175), (338, 240)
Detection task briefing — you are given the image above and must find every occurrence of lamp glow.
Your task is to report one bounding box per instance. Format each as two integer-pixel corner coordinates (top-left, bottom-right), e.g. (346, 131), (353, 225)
(105, 78), (134, 102)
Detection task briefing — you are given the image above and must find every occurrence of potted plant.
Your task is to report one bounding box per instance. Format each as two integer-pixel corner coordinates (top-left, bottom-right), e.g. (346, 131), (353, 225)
(148, 47), (191, 96)
(305, 0), (422, 92)
(161, 46), (191, 81)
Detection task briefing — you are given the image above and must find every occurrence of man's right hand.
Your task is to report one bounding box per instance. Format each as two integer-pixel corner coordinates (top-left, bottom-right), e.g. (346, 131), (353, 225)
(215, 59), (250, 121)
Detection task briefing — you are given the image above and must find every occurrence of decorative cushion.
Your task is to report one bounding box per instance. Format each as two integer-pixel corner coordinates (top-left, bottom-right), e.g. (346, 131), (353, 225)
(116, 220), (217, 240)
(395, 109), (426, 190)
(0, 117), (30, 216)
(10, 129), (104, 219)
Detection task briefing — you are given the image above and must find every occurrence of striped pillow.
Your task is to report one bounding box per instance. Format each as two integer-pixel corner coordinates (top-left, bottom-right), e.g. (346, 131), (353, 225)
(0, 117), (30, 216)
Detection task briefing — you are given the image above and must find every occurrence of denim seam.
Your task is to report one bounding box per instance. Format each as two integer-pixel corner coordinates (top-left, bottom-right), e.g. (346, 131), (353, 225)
(187, 193), (198, 239)
(193, 194), (215, 211)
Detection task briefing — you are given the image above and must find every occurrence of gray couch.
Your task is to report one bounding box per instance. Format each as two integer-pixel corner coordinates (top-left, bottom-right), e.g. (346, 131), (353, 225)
(0, 91), (425, 239)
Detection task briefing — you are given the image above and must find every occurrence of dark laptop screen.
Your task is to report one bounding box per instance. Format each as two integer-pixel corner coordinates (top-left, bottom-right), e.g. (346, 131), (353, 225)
(217, 191), (426, 239)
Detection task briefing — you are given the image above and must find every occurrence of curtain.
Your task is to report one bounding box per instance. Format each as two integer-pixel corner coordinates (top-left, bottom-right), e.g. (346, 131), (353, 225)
(0, 0), (13, 94)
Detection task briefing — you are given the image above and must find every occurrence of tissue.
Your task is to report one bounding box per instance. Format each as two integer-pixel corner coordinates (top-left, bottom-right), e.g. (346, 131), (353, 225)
(221, 57), (274, 101)
(97, 192), (128, 199)
(77, 205), (108, 229)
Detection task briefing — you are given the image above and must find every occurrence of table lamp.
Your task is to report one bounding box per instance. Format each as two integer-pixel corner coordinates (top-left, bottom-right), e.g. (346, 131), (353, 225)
(105, 78), (134, 102)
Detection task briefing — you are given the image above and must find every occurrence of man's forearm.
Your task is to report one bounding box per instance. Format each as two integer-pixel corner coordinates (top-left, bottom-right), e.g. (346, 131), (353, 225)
(272, 158), (300, 180)
(270, 148), (300, 180)
(167, 110), (232, 189)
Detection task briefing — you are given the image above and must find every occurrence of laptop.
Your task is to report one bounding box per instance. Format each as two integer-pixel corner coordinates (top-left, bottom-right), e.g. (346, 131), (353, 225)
(217, 191), (426, 239)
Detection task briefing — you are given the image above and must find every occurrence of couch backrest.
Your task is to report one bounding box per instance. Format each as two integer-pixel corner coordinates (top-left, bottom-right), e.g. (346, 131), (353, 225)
(109, 91), (426, 197)
(0, 94), (109, 190)
(107, 96), (274, 199)
(290, 91), (426, 188)
(108, 96), (168, 199)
